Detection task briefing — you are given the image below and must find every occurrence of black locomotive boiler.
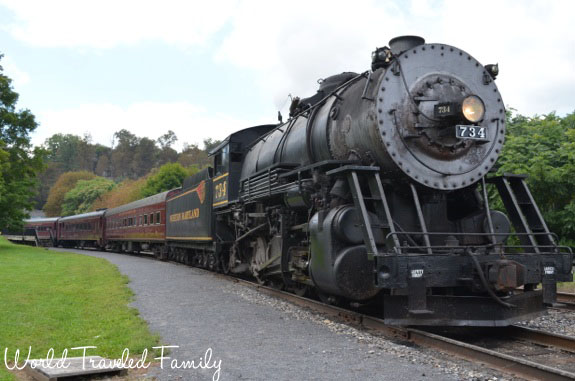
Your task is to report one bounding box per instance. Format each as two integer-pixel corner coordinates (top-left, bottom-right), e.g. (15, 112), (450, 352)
(185, 35), (571, 326)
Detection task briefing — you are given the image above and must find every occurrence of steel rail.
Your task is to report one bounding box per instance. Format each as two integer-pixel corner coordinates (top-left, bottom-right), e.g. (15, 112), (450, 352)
(557, 292), (575, 310)
(558, 292), (575, 303)
(504, 325), (575, 353)
(224, 277), (575, 381)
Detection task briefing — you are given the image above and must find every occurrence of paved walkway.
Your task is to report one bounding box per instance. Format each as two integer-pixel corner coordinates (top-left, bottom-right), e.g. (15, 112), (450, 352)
(56, 248), (457, 381)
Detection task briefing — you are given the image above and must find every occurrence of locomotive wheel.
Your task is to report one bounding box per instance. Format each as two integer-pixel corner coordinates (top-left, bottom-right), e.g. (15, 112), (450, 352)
(250, 237), (268, 282)
(220, 252), (230, 274)
(207, 253), (217, 271)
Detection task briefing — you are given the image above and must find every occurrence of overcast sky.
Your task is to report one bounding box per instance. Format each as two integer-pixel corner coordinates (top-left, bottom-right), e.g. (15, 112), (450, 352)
(0, 0), (573, 151)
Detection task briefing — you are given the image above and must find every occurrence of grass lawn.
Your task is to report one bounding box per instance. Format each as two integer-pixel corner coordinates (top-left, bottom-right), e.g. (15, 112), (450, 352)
(559, 280), (575, 293)
(0, 237), (160, 380)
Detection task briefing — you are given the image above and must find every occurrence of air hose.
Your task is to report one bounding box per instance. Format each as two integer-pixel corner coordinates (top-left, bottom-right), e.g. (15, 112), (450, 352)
(466, 248), (516, 308)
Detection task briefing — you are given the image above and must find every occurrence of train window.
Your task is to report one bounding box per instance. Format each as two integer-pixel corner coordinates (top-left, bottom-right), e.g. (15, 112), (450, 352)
(156, 212), (161, 224)
(230, 142), (242, 162)
(144, 214), (148, 225)
(149, 213), (154, 224)
(215, 144), (229, 175)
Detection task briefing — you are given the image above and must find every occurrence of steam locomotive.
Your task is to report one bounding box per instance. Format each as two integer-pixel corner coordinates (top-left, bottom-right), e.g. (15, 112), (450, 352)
(9, 36), (572, 326)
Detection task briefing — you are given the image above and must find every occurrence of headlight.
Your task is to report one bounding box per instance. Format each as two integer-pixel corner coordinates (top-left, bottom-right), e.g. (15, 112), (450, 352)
(462, 95), (485, 123)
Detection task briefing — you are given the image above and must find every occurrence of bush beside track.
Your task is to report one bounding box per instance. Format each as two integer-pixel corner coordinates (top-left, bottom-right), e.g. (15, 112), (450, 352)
(0, 237), (160, 380)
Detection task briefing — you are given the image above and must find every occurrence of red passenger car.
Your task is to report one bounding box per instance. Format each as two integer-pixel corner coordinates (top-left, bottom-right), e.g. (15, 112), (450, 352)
(57, 210), (106, 248)
(26, 218), (59, 246)
(104, 189), (180, 255)
(2, 217), (59, 246)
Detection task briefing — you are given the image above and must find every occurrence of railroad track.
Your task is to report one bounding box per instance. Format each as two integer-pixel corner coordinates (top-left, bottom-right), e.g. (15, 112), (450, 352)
(556, 292), (575, 311)
(222, 276), (575, 381)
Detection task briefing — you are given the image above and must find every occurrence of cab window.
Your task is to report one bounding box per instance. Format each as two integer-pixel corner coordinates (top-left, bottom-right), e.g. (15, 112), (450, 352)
(215, 144), (229, 176)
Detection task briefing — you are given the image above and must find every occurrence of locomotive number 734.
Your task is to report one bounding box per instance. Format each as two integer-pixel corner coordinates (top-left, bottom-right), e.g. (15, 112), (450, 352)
(456, 125), (487, 140)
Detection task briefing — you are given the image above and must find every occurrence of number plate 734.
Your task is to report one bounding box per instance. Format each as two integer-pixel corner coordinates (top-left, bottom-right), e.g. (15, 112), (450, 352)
(455, 125), (488, 141)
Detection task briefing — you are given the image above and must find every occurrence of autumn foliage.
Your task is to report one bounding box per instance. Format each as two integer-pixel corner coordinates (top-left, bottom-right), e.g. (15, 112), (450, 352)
(90, 177), (148, 210)
(43, 171), (96, 216)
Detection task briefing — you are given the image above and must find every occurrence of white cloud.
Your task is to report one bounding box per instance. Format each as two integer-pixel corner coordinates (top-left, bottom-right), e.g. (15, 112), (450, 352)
(215, 0), (407, 109)
(2, 0), (574, 120)
(215, 0), (575, 116)
(0, 0), (237, 49)
(34, 102), (260, 150)
(1, 56), (30, 88)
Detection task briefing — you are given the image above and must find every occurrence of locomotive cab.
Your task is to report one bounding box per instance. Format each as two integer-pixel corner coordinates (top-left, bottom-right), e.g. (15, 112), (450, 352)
(208, 125), (277, 208)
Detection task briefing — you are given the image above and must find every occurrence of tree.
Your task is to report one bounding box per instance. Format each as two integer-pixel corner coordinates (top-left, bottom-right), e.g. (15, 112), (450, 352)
(496, 111), (575, 245)
(157, 130), (177, 150)
(202, 138), (221, 153)
(91, 177), (147, 210)
(61, 177), (115, 216)
(0, 55), (45, 229)
(178, 142), (210, 168)
(110, 129), (139, 179)
(131, 137), (158, 177)
(43, 133), (93, 172)
(43, 171), (96, 216)
(157, 131), (179, 166)
(140, 163), (191, 198)
(36, 133), (98, 209)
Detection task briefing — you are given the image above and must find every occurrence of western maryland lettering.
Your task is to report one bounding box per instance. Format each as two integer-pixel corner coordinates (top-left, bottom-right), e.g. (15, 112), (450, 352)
(169, 208), (200, 222)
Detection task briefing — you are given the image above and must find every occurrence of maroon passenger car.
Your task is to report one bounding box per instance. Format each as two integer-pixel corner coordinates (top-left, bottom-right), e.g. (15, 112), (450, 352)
(104, 189), (180, 255)
(58, 210), (106, 248)
(26, 217), (59, 246)
(2, 217), (59, 246)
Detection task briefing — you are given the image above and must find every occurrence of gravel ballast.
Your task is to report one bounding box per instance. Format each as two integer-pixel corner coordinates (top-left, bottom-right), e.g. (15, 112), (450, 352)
(55, 248), (517, 380)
